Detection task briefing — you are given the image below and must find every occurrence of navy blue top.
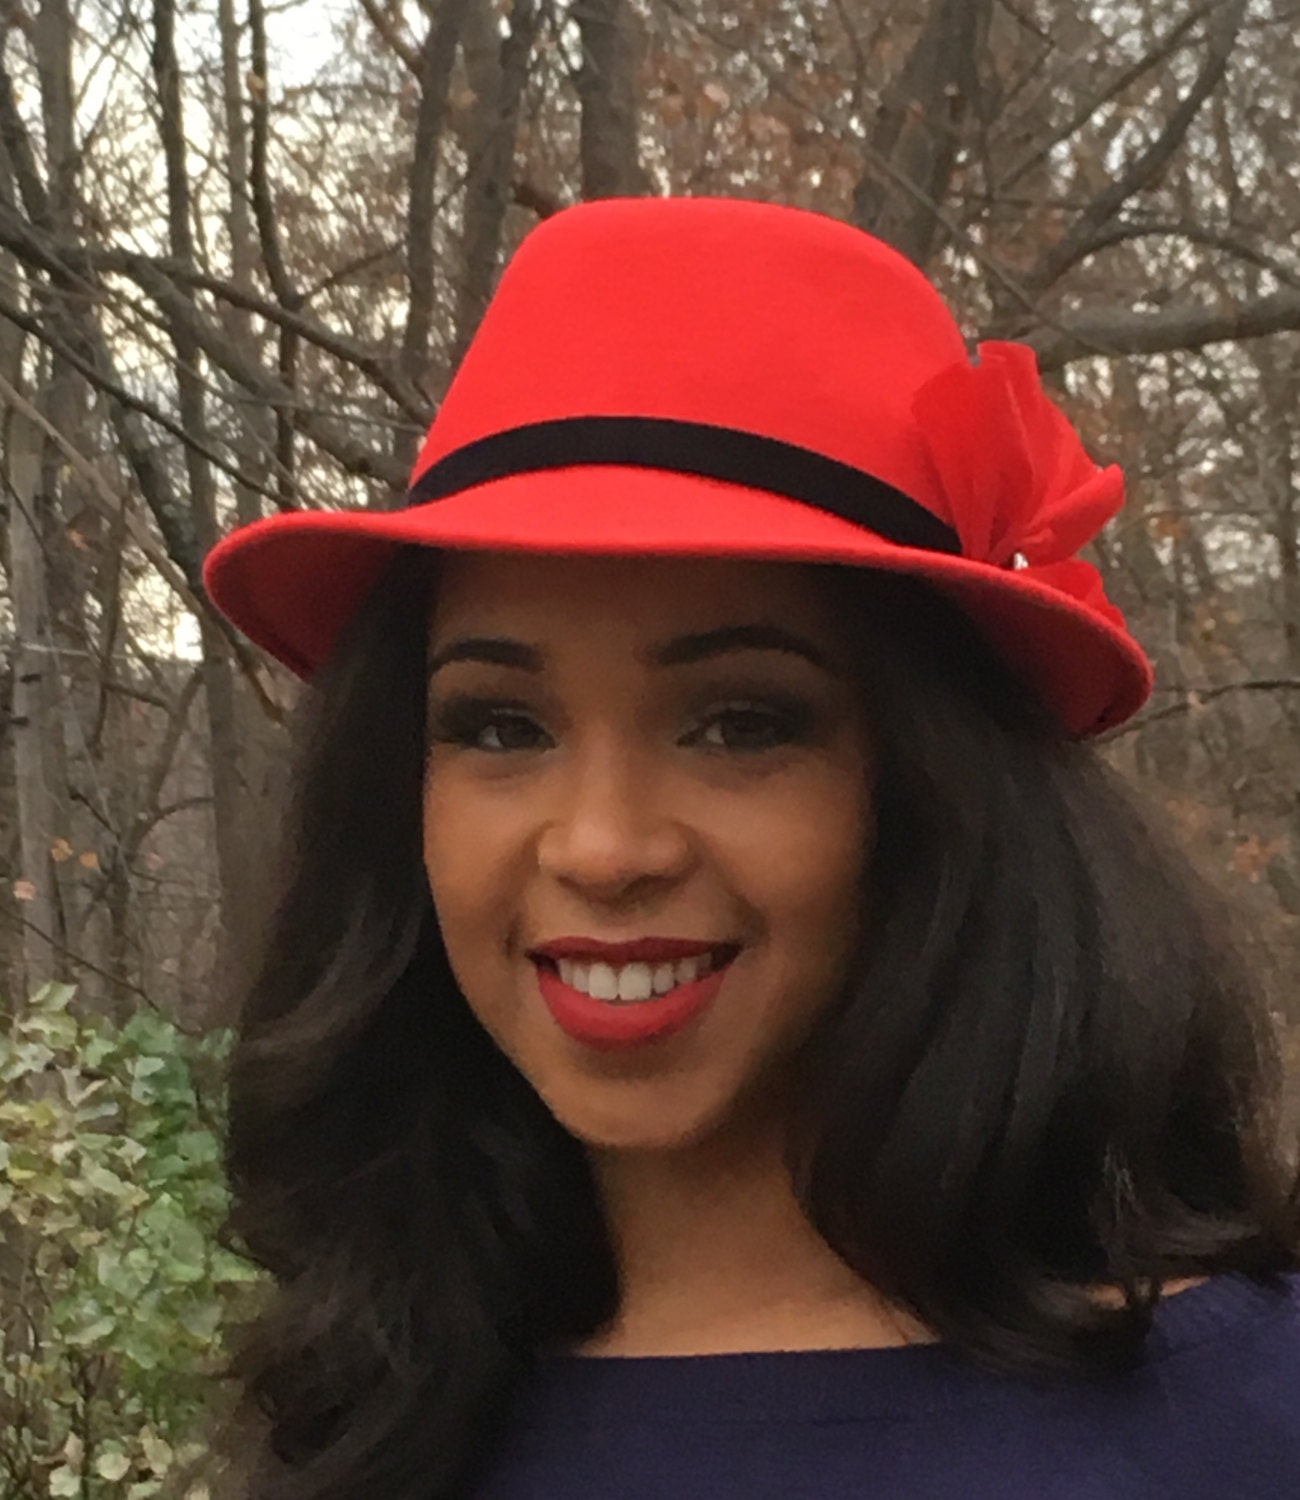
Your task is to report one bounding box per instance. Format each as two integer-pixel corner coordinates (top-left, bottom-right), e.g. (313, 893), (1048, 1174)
(469, 1272), (1300, 1498)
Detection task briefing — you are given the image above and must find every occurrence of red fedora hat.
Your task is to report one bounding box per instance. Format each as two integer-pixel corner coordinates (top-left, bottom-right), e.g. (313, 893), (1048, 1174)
(203, 196), (1153, 737)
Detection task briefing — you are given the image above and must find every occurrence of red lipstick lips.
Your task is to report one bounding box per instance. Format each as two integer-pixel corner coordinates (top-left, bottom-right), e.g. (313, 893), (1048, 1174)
(529, 936), (736, 965)
(527, 937), (742, 1049)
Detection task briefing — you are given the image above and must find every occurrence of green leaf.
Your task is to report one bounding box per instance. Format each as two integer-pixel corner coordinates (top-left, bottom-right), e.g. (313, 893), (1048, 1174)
(174, 1131), (219, 1166)
(80, 1033), (116, 1070)
(47, 1463), (82, 1496)
(177, 1300), (223, 1341)
(31, 980), (77, 1012)
(139, 1428), (173, 1474)
(63, 1070), (108, 1108)
(96, 1450), (132, 1482)
(75, 1101), (121, 1126)
(65, 1314), (116, 1347)
(95, 1246), (132, 1294)
(82, 1163), (132, 1198)
(5, 1040), (54, 1077)
(210, 1251), (263, 1284)
(167, 1218), (207, 1264)
(23, 1012), (78, 1048)
(0, 992), (235, 1492)
(115, 1138), (148, 1167)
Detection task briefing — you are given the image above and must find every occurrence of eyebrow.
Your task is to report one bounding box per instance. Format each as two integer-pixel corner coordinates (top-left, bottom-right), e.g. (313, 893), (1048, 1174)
(428, 636), (542, 675)
(427, 623), (836, 677)
(650, 624), (835, 673)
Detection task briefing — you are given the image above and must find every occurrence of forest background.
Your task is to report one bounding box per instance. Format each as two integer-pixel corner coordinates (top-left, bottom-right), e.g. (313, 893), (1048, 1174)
(0, 0), (1298, 1495)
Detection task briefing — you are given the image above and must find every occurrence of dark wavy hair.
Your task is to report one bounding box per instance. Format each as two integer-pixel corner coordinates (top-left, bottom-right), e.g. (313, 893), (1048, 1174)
(212, 545), (1300, 1500)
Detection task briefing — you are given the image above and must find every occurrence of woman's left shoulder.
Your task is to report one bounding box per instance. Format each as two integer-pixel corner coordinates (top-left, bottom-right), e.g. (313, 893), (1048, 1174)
(1141, 1268), (1300, 1361)
(1120, 1271), (1300, 1497)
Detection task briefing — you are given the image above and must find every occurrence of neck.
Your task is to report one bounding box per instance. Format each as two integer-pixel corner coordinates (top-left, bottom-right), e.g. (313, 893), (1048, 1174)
(573, 1097), (932, 1357)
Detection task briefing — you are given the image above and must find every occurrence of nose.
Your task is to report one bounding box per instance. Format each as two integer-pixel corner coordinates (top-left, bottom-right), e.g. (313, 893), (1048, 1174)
(534, 736), (694, 902)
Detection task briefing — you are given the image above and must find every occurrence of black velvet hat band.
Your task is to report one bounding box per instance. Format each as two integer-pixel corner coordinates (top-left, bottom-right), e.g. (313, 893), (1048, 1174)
(405, 415), (963, 558)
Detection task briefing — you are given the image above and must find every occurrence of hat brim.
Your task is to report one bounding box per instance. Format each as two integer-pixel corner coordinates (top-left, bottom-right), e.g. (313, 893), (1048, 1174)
(203, 465), (1153, 738)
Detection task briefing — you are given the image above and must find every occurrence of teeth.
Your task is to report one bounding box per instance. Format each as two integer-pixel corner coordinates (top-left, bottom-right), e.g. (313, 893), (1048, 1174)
(551, 951), (727, 1003)
(588, 962), (619, 1001)
(674, 956), (701, 985)
(617, 964), (654, 1001)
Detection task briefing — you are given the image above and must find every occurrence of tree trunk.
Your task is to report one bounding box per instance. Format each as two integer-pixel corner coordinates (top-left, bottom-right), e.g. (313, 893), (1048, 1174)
(452, 0), (537, 367)
(5, 405), (60, 993)
(851, 0), (991, 263)
(152, 0), (253, 982)
(217, 0), (268, 529)
(575, 0), (650, 199)
(4, 0), (86, 997)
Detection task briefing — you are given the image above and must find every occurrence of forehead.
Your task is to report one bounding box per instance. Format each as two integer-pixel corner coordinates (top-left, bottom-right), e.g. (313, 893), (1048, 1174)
(428, 551), (849, 643)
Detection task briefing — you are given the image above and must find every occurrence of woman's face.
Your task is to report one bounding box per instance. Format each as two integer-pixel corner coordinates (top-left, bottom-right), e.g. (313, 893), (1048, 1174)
(423, 552), (873, 1153)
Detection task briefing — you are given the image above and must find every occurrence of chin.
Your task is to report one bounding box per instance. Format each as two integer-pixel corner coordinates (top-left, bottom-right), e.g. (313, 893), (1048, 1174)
(537, 1082), (735, 1155)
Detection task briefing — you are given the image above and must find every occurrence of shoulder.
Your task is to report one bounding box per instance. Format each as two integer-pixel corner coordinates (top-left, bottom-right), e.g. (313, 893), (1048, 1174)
(1091, 1271), (1300, 1498)
(472, 1275), (1300, 1500)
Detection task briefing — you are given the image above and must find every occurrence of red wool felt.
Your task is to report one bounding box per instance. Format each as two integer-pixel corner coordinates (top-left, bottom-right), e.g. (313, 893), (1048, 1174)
(203, 197), (1155, 737)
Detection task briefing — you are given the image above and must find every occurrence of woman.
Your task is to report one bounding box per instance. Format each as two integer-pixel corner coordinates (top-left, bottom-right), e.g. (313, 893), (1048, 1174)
(204, 198), (1300, 1499)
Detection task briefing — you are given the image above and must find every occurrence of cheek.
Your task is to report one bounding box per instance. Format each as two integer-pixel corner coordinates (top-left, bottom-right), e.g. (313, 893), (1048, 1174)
(421, 773), (521, 988)
(733, 767), (871, 970)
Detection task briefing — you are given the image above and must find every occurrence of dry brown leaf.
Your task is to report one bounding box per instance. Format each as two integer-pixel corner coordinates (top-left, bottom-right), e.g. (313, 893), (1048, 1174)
(1147, 512), (1188, 542)
(1231, 835), (1288, 883)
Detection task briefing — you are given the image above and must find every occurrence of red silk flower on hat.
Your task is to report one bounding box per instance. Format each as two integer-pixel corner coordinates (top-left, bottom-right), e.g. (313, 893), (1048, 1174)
(912, 341), (1129, 628)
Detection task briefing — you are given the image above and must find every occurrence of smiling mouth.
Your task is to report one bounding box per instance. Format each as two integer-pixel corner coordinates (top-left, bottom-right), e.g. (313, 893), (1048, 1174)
(531, 946), (740, 1005)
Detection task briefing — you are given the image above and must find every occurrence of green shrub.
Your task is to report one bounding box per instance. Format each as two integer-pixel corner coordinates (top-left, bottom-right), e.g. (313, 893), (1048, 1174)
(0, 983), (263, 1499)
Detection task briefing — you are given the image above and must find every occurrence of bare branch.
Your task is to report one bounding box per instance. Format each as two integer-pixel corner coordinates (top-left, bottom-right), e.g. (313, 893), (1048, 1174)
(512, 178), (564, 218)
(1108, 679), (1300, 738)
(128, 257), (407, 488)
(1059, 218), (1300, 292)
(1029, 286), (1300, 369)
(129, 667), (204, 855)
(0, 362), (282, 721)
(1022, 0), (1247, 293)
(0, 25), (51, 224)
(0, 284), (283, 503)
(0, 209), (428, 422)
(652, 0), (1055, 327)
(0, 50), (271, 586)
(358, 0), (420, 73)
(994, 0), (1222, 197)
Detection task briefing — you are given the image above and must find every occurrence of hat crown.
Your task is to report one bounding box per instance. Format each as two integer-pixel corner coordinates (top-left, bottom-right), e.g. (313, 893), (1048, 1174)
(414, 198), (968, 520)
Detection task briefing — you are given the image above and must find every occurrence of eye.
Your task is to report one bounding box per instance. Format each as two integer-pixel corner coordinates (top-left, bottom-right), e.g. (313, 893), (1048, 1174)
(429, 698), (551, 753)
(685, 700), (813, 753)
(477, 714), (548, 752)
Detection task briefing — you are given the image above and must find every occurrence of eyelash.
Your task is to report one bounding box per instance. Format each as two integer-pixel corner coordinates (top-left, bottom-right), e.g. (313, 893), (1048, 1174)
(428, 695), (815, 756)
